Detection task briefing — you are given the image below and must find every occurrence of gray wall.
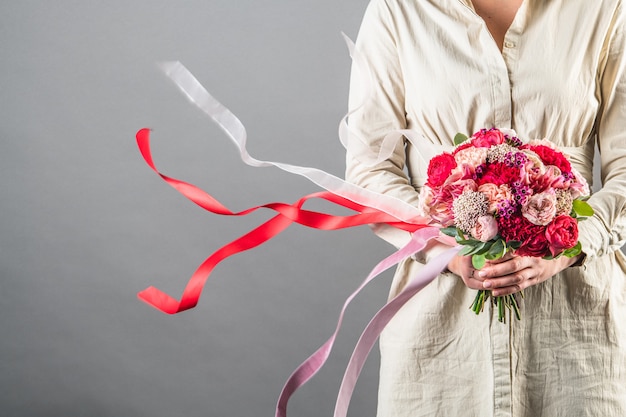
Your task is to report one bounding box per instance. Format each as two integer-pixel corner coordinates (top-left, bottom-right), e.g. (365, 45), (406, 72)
(1, 2), (396, 417)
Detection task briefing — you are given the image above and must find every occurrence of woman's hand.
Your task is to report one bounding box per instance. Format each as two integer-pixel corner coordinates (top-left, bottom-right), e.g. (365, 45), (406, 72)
(447, 254), (488, 290)
(448, 252), (582, 296)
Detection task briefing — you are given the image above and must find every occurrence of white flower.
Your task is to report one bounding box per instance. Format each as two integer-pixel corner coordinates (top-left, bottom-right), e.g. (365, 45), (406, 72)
(452, 190), (489, 233)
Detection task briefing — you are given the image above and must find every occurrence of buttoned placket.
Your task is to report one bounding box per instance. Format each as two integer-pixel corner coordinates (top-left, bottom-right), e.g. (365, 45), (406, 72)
(499, 8), (527, 416)
(489, 33), (527, 417)
(461, 1), (529, 416)
(477, 23), (514, 417)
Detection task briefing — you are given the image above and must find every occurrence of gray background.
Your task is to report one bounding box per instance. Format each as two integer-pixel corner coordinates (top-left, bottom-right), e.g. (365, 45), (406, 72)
(1, 1), (399, 417)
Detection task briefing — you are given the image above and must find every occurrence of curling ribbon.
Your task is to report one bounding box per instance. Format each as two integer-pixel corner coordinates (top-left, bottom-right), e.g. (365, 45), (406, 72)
(276, 242), (460, 417)
(136, 128), (430, 314)
(331, 247), (460, 417)
(157, 60), (426, 224)
(136, 127), (455, 416)
(137, 61), (458, 416)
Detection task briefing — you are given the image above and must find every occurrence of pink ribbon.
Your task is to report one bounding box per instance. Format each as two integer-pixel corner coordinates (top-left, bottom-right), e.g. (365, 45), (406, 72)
(332, 246), (459, 417)
(275, 231), (459, 417)
(137, 61), (460, 417)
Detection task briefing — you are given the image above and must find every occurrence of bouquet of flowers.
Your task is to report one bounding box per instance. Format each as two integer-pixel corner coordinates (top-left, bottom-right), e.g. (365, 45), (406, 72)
(420, 128), (593, 322)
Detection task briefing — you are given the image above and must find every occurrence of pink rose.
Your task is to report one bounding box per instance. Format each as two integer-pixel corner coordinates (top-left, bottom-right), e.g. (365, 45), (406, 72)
(471, 128), (506, 148)
(568, 168), (591, 199)
(419, 179), (477, 227)
(519, 150), (546, 185)
(445, 178), (478, 199)
(528, 165), (564, 192)
(454, 146), (489, 169)
(545, 215), (579, 257)
(470, 215), (499, 242)
(419, 185), (455, 226)
(478, 183), (513, 214)
(522, 190), (557, 226)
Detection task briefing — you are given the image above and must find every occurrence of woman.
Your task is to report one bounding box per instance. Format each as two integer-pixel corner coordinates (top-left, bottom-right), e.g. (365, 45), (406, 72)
(345, 0), (626, 416)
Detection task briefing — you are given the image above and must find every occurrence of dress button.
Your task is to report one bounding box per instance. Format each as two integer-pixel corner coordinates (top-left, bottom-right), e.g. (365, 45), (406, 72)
(504, 41), (515, 49)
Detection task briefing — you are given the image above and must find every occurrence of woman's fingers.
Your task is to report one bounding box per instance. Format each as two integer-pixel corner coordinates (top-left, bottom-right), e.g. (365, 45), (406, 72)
(483, 274), (531, 296)
(448, 253), (567, 295)
(479, 256), (552, 296)
(464, 267), (489, 290)
(479, 258), (529, 294)
(448, 255), (486, 290)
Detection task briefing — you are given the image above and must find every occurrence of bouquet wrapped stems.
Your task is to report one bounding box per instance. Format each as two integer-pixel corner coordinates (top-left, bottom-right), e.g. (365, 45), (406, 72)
(471, 290), (523, 323)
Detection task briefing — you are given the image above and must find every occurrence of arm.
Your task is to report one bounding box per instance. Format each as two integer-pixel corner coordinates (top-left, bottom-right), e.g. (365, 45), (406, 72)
(346, 0), (417, 206)
(577, 2), (626, 260)
(346, 0), (426, 250)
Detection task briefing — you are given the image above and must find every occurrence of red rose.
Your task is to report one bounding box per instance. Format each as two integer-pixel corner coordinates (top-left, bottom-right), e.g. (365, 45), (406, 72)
(516, 229), (550, 257)
(471, 128), (506, 148)
(426, 152), (457, 187)
(526, 145), (572, 174)
(545, 215), (579, 257)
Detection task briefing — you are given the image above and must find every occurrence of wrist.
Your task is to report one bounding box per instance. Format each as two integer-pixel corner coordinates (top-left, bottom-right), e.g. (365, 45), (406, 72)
(559, 252), (584, 270)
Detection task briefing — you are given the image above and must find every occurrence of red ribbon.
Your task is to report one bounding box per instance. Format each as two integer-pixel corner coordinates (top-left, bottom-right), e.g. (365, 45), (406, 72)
(135, 128), (427, 314)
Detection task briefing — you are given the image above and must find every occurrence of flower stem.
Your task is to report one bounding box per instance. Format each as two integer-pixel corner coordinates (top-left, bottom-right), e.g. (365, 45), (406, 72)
(510, 294), (521, 321)
(470, 290), (523, 322)
(471, 290), (488, 314)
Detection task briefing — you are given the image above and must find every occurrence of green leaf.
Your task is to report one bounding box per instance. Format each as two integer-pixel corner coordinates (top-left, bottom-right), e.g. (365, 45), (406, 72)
(506, 240), (521, 250)
(454, 133), (469, 146)
(472, 254), (486, 269)
(573, 199), (594, 217)
(563, 242), (582, 258)
(440, 226), (460, 238)
(459, 239), (486, 256)
(474, 241), (492, 256)
(486, 239), (506, 260)
(459, 246), (476, 256)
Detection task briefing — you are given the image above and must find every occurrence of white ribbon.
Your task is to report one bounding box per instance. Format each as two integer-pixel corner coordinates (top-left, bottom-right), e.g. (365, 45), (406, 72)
(157, 60), (427, 224)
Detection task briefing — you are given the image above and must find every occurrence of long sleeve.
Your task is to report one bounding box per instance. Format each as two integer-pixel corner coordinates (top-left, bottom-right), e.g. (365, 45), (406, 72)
(578, 1), (626, 260)
(345, 0), (420, 249)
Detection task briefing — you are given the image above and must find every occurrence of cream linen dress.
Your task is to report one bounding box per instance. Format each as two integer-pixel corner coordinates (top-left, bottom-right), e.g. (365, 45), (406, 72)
(345, 0), (626, 416)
